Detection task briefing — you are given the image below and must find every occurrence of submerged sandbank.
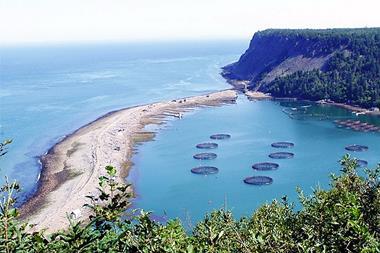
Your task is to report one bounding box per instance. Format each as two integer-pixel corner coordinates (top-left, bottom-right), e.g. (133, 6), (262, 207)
(20, 90), (237, 232)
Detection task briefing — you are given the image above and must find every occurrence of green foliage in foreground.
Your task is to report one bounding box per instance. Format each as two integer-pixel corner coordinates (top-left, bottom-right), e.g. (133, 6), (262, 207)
(1, 150), (380, 252)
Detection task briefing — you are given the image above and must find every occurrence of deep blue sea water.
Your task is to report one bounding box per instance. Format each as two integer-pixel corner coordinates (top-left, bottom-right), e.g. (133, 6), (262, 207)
(0, 40), (246, 200)
(1, 41), (379, 225)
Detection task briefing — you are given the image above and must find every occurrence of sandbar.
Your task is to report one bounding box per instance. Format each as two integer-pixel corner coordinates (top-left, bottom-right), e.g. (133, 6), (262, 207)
(20, 90), (238, 232)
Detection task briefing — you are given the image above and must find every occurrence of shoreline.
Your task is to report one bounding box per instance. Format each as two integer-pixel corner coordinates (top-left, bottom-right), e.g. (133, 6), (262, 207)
(20, 89), (238, 232)
(320, 101), (380, 116)
(224, 77), (380, 115)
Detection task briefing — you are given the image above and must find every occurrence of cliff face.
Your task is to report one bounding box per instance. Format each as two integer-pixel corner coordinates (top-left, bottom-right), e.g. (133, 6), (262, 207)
(222, 29), (346, 89)
(222, 28), (380, 108)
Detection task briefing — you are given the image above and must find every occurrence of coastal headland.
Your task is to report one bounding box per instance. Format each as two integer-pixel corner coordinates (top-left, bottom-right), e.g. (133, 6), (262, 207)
(222, 28), (380, 112)
(20, 89), (238, 232)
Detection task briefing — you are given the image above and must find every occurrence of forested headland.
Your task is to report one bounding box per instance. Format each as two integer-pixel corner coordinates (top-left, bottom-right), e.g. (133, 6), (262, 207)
(223, 28), (380, 108)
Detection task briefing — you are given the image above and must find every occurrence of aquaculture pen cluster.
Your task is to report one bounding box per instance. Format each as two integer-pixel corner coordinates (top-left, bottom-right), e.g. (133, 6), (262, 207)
(191, 135), (297, 186)
(190, 133), (370, 185)
(191, 134), (231, 175)
(244, 141), (295, 186)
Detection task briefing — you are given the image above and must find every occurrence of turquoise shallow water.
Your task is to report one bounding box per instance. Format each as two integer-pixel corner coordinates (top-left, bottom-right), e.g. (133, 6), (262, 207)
(0, 41), (246, 201)
(130, 96), (380, 225)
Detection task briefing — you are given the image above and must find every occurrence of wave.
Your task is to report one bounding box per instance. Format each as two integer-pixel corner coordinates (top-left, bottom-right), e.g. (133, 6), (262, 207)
(0, 89), (13, 97)
(141, 56), (206, 64)
(26, 104), (71, 112)
(66, 71), (118, 83)
(81, 95), (110, 103)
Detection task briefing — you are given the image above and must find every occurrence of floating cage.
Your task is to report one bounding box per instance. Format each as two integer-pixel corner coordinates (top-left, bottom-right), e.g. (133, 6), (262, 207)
(210, 134), (231, 140)
(196, 142), (218, 149)
(191, 166), (219, 175)
(193, 152), (217, 160)
(252, 162), (279, 171)
(334, 120), (380, 133)
(357, 160), (368, 168)
(271, 142), (294, 148)
(269, 152), (295, 159)
(244, 176), (273, 185)
(345, 145), (369, 152)
(350, 120), (360, 125)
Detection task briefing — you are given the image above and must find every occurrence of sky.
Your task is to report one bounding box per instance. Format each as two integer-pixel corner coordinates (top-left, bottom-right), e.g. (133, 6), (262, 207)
(0, 0), (379, 44)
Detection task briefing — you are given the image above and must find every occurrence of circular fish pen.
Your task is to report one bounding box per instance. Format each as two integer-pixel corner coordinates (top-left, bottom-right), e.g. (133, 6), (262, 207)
(193, 152), (217, 160)
(210, 134), (231, 140)
(357, 160), (368, 168)
(271, 142), (294, 148)
(269, 152), (294, 159)
(191, 166), (219, 175)
(252, 162), (279, 171)
(196, 142), (218, 149)
(345, 144), (368, 152)
(244, 176), (273, 185)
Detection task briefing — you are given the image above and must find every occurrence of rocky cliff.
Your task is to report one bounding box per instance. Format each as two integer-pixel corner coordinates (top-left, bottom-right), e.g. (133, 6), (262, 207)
(222, 29), (348, 89)
(222, 28), (380, 108)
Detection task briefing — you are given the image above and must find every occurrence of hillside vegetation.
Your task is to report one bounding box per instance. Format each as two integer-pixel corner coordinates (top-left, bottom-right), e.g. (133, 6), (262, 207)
(223, 28), (380, 108)
(1, 140), (380, 252)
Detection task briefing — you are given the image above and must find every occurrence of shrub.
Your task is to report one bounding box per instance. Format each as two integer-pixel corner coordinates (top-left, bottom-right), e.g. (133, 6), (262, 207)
(1, 149), (379, 252)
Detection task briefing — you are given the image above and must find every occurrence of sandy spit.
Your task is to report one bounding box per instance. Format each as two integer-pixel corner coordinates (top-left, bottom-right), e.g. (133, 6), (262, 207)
(20, 90), (238, 232)
(245, 91), (272, 100)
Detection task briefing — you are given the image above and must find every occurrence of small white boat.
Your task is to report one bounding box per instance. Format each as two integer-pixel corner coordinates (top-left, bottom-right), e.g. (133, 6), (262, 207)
(353, 111), (365, 116)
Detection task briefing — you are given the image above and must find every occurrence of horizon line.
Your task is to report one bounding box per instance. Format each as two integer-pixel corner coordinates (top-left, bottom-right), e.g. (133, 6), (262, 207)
(0, 36), (253, 48)
(2, 26), (379, 47)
